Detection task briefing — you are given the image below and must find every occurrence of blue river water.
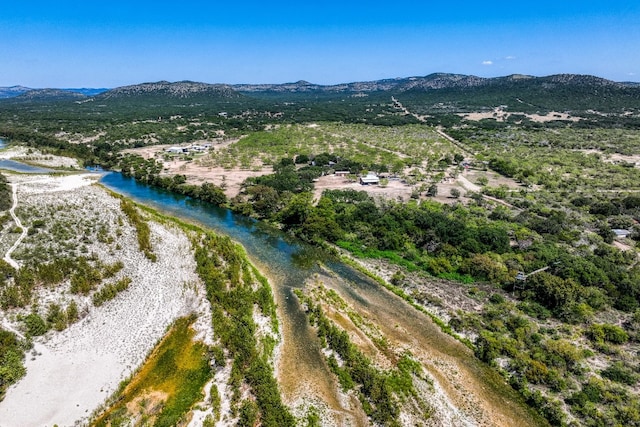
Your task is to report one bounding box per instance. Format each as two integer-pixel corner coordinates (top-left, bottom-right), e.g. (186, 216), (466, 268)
(98, 171), (544, 425)
(99, 172), (329, 285)
(0, 138), (54, 173)
(99, 172), (349, 402)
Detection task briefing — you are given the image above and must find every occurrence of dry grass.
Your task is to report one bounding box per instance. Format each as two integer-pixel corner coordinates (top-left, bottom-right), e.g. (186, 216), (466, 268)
(92, 316), (211, 427)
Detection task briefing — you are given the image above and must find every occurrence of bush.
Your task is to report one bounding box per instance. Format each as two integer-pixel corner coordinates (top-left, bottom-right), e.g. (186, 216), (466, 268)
(601, 361), (638, 385)
(92, 277), (132, 307)
(23, 312), (48, 336)
(489, 293), (505, 304)
(66, 301), (79, 323)
(0, 329), (26, 400)
(516, 301), (551, 320)
(46, 303), (67, 331)
(586, 324), (629, 345)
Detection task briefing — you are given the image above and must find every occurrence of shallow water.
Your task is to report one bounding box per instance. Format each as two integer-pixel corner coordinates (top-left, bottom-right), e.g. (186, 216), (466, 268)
(99, 173), (353, 418)
(99, 172), (546, 426)
(0, 159), (54, 173)
(0, 139), (54, 173)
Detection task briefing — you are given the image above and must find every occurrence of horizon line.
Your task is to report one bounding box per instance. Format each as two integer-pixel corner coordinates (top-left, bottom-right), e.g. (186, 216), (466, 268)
(2, 71), (640, 90)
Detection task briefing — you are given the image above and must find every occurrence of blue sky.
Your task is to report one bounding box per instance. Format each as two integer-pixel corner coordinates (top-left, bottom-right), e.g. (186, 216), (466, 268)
(1, 1), (639, 87)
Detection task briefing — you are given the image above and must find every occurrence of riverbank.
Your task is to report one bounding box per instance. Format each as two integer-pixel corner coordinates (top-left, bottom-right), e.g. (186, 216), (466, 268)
(0, 173), (213, 426)
(0, 144), (81, 169)
(306, 260), (547, 427)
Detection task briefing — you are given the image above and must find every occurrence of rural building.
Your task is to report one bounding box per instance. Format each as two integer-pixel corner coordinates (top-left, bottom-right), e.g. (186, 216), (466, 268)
(360, 172), (380, 185)
(335, 171), (350, 177)
(188, 145), (208, 152)
(165, 146), (186, 154)
(165, 144), (211, 154)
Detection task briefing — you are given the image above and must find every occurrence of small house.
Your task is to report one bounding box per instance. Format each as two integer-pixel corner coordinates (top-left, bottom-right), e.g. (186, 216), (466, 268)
(360, 173), (380, 185)
(165, 146), (186, 154)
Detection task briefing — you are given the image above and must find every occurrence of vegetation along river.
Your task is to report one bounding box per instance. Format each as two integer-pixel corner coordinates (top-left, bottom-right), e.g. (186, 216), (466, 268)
(100, 172), (547, 426)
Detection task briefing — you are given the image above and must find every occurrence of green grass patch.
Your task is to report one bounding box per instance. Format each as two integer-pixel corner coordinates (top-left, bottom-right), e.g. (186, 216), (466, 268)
(91, 316), (211, 426)
(437, 271), (475, 284)
(336, 240), (420, 272)
(119, 198), (156, 261)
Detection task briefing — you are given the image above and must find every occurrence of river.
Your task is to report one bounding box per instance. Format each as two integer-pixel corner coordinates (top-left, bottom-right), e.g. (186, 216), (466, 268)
(0, 138), (54, 173)
(99, 172), (547, 426)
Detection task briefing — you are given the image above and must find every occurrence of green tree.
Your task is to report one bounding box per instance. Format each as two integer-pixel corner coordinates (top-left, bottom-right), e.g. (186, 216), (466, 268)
(525, 273), (579, 312)
(279, 192), (313, 230)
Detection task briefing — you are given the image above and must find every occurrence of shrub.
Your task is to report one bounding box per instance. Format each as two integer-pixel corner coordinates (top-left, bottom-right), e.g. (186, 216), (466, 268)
(23, 313), (47, 336)
(92, 278), (132, 307)
(517, 301), (552, 320)
(601, 361), (638, 385)
(46, 303), (67, 331)
(0, 329), (26, 399)
(489, 293), (506, 304)
(209, 383), (221, 421)
(586, 324), (629, 345)
(66, 301), (79, 323)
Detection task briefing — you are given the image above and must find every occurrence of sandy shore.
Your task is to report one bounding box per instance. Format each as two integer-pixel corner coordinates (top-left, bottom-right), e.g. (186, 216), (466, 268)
(0, 173), (211, 427)
(0, 146), (81, 168)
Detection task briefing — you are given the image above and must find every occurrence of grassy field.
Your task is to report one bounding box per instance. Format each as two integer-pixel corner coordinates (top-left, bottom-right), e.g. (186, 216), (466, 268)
(200, 123), (461, 171)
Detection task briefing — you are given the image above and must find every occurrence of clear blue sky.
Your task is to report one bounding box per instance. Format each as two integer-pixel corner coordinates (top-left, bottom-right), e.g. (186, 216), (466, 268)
(1, 1), (639, 87)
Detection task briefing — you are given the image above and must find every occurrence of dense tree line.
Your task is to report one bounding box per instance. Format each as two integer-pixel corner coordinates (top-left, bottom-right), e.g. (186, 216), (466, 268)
(119, 154), (227, 206)
(234, 180), (640, 317)
(0, 127), (119, 167)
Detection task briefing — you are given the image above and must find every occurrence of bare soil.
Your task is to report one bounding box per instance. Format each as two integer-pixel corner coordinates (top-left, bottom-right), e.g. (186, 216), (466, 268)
(312, 175), (414, 202)
(460, 108), (580, 123)
(124, 141), (275, 198)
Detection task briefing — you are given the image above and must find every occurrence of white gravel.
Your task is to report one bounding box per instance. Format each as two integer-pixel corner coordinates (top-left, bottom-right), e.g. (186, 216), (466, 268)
(0, 173), (211, 427)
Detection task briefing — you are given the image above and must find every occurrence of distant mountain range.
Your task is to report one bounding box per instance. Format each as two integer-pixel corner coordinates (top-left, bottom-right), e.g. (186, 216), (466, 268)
(2, 73), (638, 100)
(97, 81), (240, 100)
(0, 86), (32, 98)
(2, 74), (639, 115)
(0, 86), (108, 99)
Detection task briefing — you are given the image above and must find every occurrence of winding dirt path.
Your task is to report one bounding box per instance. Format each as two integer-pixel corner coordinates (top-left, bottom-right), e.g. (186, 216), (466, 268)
(392, 96), (431, 123)
(435, 127), (475, 156)
(3, 183), (27, 270)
